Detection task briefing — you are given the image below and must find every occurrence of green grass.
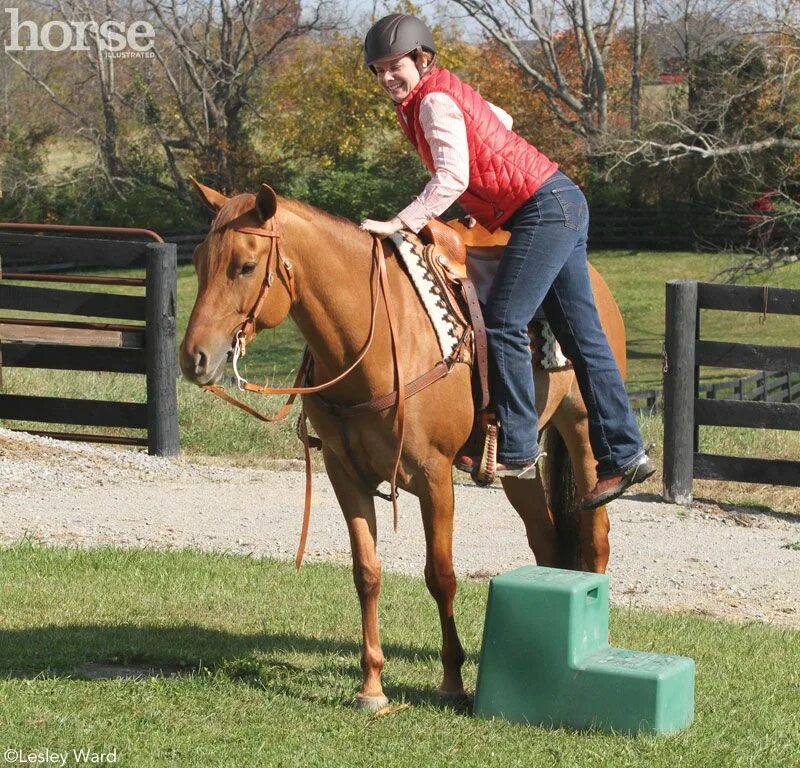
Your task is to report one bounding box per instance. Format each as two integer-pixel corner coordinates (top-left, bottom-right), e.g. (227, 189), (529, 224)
(0, 545), (798, 767)
(590, 250), (800, 390)
(44, 137), (93, 177)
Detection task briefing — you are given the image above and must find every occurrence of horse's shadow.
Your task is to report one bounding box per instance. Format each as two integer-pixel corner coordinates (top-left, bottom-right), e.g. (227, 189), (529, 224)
(0, 623), (479, 710)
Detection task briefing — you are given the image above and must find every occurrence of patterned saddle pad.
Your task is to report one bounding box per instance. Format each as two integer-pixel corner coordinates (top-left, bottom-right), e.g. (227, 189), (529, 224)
(389, 231), (570, 371)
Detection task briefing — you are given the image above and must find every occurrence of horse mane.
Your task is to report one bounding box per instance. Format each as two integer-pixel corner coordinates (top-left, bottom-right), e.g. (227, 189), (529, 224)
(205, 190), (371, 270)
(276, 196), (380, 261)
(278, 197), (368, 242)
(213, 191), (363, 238)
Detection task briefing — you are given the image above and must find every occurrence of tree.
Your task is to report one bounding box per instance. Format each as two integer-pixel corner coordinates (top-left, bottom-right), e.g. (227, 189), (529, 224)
(605, 1), (800, 276)
(145, 0), (335, 190)
(449, 0), (640, 142)
(2, 0), (135, 192)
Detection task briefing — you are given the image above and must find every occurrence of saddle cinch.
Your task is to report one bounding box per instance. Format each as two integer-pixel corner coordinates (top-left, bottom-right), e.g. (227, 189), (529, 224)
(409, 218), (571, 485)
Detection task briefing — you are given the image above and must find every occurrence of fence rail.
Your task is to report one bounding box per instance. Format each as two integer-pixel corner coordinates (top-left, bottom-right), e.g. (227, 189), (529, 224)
(629, 370), (800, 415)
(0, 206), (773, 275)
(0, 226), (179, 456)
(588, 206), (782, 251)
(662, 279), (800, 503)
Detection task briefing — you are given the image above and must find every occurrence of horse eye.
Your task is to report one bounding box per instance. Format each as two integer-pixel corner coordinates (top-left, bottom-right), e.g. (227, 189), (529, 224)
(241, 262), (257, 276)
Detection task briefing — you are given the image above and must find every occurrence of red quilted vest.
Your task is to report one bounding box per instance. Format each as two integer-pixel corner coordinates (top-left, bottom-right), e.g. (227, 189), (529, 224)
(397, 67), (558, 231)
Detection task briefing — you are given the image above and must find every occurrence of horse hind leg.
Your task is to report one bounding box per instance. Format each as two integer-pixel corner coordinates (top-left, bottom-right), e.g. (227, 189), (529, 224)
(550, 388), (611, 574)
(417, 463), (467, 702)
(499, 474), (560, 567)
(323, 449), (387, 710)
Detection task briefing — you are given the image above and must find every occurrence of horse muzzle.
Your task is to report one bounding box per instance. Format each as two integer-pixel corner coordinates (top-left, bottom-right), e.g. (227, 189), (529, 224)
(179, 339), (230, 386)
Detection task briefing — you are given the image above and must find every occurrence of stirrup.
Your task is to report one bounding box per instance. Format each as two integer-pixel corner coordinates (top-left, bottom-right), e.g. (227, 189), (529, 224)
(472, 418), (497, 486)
(494, 452), (547, 480)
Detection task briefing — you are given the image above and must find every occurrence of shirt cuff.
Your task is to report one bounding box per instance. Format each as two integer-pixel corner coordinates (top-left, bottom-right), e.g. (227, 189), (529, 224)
(397, 199), (433, 234)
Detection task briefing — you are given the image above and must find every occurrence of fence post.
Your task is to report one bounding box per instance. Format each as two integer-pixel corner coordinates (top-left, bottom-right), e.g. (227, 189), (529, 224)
(145, 242), (179, 457)
(663, 280), (697, 504)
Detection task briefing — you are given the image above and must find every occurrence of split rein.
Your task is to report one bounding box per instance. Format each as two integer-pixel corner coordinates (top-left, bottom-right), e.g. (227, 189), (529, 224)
(202, 216), (454, 567)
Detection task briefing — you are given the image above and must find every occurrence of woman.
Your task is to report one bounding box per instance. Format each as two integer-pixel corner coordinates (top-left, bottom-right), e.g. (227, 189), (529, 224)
(359, 13), (654, 508)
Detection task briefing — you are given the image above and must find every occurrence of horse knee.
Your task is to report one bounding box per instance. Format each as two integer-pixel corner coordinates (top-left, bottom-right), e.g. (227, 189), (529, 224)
(353, 561), (381, 602)
(424, 562), (457, 602)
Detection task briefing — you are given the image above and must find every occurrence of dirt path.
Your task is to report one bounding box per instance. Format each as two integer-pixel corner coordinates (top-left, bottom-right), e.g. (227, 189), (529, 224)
(2, 428), (798, 628)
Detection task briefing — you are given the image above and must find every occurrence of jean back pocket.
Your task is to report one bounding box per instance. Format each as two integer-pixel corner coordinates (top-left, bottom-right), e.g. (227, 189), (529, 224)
(551, 187), (588, 231)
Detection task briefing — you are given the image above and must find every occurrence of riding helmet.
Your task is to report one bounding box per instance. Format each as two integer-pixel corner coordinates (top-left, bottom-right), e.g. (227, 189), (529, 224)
(363, 13), (436, 69)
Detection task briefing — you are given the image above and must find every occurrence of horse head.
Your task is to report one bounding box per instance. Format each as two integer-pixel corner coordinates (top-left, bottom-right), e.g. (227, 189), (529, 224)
(180, 179), (293, 386)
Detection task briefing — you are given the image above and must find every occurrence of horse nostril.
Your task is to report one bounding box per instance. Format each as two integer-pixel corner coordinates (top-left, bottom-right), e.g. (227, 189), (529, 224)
(194, 350), (208, 376)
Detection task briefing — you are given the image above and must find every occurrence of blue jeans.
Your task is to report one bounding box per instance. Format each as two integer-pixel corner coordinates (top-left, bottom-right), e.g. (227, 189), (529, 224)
(484, 171), (644, 475)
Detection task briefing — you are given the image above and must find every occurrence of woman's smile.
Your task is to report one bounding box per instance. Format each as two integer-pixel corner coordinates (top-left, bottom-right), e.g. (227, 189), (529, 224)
(374, 54), (421, 103)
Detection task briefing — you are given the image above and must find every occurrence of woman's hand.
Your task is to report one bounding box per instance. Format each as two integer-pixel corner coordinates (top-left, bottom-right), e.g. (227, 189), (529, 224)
(359, 217), (404, 238)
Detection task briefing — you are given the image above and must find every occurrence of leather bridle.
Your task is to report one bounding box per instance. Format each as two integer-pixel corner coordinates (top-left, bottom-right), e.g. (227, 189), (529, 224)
(201, 214), (458, 567)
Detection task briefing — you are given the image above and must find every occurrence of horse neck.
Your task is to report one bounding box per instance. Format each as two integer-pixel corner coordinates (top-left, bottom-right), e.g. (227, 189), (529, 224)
(278, 208), (435, 387)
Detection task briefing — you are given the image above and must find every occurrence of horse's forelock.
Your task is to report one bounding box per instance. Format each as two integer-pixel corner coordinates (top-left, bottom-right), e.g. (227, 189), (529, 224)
(210, 193), (258, 231)
(201, 193), (260, 269)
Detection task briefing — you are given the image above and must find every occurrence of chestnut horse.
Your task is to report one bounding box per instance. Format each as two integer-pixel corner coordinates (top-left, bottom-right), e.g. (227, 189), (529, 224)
(180, 181), (627, 709)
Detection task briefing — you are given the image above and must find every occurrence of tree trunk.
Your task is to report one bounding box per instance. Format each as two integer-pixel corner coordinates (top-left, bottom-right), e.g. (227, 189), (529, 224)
(631, 0), (644, 135)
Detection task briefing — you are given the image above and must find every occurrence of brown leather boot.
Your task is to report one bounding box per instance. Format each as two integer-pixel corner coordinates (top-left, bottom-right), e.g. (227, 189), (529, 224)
(582, 454), (656, 509)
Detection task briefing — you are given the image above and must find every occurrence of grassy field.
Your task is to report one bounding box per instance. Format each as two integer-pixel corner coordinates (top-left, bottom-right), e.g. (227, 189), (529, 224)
(0, 545), (797, 768)
(1, 250), (799, 510)
(590, 249), (800, 389)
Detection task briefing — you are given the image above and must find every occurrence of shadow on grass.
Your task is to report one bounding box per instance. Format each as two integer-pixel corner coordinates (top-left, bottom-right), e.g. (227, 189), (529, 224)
(0, 623), (476, 709)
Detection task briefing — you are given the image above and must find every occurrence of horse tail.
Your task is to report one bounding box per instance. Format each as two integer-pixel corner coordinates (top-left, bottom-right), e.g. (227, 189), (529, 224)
(543, 426), (581, 569)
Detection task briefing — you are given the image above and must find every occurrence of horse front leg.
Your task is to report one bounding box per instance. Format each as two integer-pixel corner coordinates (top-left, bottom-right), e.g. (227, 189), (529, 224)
(417, 465), (466, 700)
(323, 450), (387, 710)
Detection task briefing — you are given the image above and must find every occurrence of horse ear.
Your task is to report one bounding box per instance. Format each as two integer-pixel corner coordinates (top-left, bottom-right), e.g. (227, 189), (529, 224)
(189, 176), (229, 212)
(256, 183), (277, 222)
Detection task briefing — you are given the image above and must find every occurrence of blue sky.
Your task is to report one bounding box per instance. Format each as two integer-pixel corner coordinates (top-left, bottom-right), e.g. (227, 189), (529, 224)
(313, 1), (485, 41)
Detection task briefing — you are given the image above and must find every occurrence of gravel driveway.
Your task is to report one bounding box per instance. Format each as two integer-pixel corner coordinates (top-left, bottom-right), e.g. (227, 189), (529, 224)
(2, 428), (798, 628)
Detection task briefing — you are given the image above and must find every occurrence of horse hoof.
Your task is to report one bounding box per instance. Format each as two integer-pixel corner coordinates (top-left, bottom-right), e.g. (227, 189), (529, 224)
(436, 689), (472, 712)
(471, 470), (495, 487)
(355, 693), (389, 712)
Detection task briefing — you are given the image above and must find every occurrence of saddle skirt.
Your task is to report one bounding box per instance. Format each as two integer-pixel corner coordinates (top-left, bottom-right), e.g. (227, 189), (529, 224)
(388, 229), (570, 371)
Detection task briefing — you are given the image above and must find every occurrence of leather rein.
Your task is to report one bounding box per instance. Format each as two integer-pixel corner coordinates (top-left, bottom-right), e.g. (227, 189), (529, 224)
(202, 215), (459, 567)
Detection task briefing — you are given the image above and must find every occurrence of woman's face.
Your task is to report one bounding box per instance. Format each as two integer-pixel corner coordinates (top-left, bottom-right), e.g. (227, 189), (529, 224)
(373, 53), (422, 103)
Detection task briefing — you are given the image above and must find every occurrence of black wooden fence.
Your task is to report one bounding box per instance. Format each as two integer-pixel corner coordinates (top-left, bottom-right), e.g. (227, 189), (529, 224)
(588, 206), (753, 251)
(0, 227), (179, 456)
(662, 280), (800, 503)
(629, 370), (800, 415)
(0, 215), (764, 272)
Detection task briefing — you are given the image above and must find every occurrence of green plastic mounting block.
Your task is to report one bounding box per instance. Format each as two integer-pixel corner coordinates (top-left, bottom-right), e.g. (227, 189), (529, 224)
(474, 566), (695, 734)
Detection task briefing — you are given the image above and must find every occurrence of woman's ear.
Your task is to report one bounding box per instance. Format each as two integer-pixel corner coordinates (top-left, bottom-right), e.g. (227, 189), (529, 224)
(416, 50), (434, 74)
